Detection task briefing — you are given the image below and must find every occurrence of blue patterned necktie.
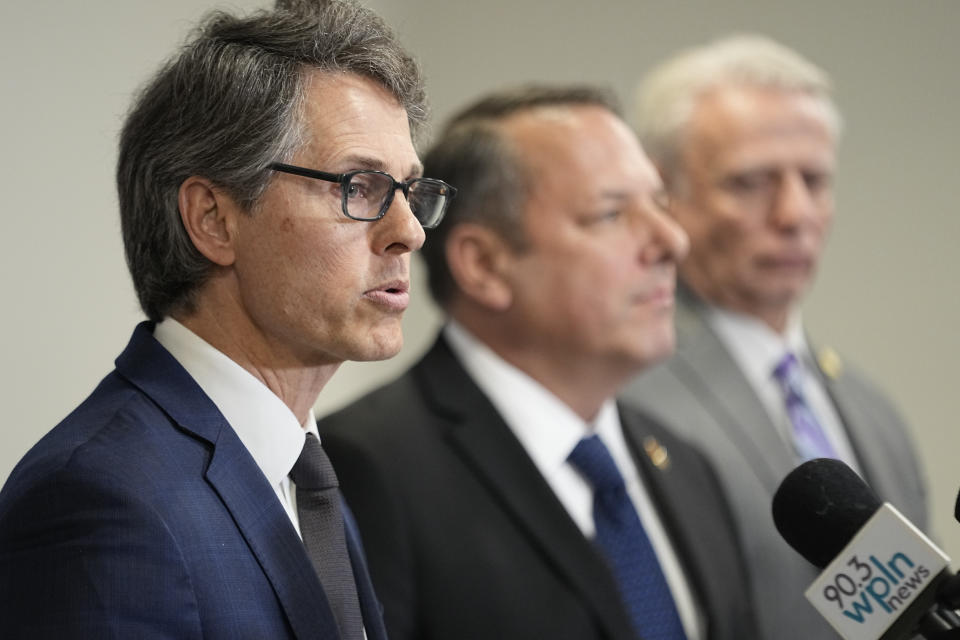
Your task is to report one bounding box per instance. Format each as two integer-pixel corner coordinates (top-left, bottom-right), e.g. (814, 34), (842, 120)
(772, 352), (838, 461)
(568, 434), (687, 640)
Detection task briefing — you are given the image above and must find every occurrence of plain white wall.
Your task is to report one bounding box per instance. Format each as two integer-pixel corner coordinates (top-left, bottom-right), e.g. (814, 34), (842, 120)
(3, 1), (958, 560)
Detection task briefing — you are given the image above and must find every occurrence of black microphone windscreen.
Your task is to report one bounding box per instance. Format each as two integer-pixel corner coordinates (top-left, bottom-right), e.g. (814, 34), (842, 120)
(954, 485), (960, 524)
(772, 458), (883, 569)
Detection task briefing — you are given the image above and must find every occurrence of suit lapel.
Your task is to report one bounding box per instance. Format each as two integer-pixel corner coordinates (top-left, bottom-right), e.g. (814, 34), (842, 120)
(620, 408), (716, 630)
(204, 434), (341, 639)
(809, 353), (884, 490)
(414, 337), (637, 639)
(115, 323), (340, 640)
(670, 293), (794, 490)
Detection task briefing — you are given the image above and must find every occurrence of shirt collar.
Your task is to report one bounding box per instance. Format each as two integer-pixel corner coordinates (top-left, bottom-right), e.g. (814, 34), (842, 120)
(153, 318), (306, 487)
(707, 305), (810, 381)
(444, 320), (612, 474)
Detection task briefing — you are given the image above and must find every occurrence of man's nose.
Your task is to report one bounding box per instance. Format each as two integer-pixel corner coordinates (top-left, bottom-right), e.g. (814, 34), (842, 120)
(635, 199), (689, 265)
(771, 171), (821, 229)
(375, 191), (426, 255)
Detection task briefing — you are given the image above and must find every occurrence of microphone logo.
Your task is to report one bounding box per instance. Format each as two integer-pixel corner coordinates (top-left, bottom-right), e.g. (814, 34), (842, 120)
(827, 552), (930, 622)
(805, 504), (949, 639)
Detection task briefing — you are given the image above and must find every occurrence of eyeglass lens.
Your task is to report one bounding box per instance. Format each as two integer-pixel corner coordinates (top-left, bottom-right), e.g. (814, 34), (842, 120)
(345, 172), (450, 228)
(345, 172), (393, 220)
(407, 180), (450, 229)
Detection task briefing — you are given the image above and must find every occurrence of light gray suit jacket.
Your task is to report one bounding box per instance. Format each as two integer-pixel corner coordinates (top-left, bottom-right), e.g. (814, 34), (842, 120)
(620, 288), (928, 640)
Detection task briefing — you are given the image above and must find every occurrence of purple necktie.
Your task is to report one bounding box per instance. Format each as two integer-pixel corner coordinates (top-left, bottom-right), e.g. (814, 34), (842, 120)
(772, 352), (838, 461)
(569, 434), (688, 640)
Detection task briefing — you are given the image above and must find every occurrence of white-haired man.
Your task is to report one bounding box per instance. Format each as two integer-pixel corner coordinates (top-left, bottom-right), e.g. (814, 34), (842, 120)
(620, 35), (928, 640)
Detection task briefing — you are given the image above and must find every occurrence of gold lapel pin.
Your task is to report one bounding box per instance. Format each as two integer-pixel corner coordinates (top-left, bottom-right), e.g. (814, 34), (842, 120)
(817, 346), (844, 380)
(643, 436), (671, 471)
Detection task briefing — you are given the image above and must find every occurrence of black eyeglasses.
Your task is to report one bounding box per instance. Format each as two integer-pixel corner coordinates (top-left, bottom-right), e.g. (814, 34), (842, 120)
(269, 163), (456, 229)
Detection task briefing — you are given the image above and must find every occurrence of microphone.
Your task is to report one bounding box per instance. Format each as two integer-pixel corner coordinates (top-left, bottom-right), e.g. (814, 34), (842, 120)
(953, 486), (960, 525)
(772, 458), (960, 639)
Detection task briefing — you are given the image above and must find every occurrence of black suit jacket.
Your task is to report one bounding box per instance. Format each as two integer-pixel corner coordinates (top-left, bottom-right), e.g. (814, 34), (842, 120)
(319, 335), (757, 640)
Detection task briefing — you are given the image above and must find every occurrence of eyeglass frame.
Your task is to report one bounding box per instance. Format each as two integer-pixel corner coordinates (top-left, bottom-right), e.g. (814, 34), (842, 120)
(268, 162), (456, 229)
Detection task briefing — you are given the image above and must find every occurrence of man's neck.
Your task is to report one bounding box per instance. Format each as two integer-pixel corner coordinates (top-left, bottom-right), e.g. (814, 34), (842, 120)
(174, 310), (339, 424)
(678, 280), (792, 335)
(451, 315), (627, 422)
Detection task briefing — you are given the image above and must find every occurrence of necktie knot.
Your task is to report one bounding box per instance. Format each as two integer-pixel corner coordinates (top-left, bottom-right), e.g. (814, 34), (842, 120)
(289, 432), (339, 491)
(772, 351), (839, 462)
(568, 434), (626, 494)
(772, 352), (804, 400)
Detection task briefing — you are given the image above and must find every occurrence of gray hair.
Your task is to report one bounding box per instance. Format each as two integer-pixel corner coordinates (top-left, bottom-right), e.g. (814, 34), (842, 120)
(634, 34), (841, 177)
(118, 0), (427, 322)
(421, 85), (620, 308)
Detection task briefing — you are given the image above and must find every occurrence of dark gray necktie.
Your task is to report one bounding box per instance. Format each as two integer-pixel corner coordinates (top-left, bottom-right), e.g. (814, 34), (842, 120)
(289, 432), (364, 640)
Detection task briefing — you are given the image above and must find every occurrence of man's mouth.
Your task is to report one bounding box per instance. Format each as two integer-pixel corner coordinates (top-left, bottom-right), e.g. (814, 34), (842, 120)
(364, 280), (410, 312)
(634, 282), (675, 307)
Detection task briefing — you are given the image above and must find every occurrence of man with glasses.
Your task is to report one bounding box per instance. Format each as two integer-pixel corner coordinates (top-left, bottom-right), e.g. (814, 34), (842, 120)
(619, 35), (928, 639)
(0, 1), (453, 637)
(318, 85), (758, 640)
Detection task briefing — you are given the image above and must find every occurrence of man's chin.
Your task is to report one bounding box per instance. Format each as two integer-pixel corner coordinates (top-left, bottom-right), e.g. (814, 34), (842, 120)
(624, 329), (676, 372)
(641, 340), (676, 369)
(350, 329), (405, 363)
(756, 282), (809, 312)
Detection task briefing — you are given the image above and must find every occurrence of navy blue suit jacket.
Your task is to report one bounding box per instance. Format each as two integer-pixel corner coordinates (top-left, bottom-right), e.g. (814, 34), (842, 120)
(0, 322), (386, 640)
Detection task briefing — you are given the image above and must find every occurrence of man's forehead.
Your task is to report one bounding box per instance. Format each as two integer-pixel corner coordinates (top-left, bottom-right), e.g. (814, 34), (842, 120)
(691, 85), (837, 138)
(500, 103), (614, 138)
(501, 104), (628, 168)
(509, 108), (661, 203)
(301, 72), (405, 131)
(296, 71), (419, 172)
(681, 86), (837, 166)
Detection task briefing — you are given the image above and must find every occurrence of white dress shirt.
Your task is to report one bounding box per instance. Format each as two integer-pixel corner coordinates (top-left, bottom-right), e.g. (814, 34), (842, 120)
(154, 319), (367, 638)
(707, 306), (861, 472)
(444, 321), (704, 640)
(153, 318), (312, 535)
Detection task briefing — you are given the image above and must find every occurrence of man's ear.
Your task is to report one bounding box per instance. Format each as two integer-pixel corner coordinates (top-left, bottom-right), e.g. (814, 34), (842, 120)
(178, 176), (238, 266)
(444, 223), (515, 312)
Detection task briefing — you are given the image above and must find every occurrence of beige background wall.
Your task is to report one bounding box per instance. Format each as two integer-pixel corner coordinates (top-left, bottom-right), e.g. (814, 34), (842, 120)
(2, 0), (958, 561)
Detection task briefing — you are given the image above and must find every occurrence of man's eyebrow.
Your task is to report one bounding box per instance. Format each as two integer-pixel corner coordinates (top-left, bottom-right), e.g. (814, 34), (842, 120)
(595, 188), (669, 206)
(341, 155), (388, 172)
(340, 155), (423, 179)
(597, 190), (631, 201)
